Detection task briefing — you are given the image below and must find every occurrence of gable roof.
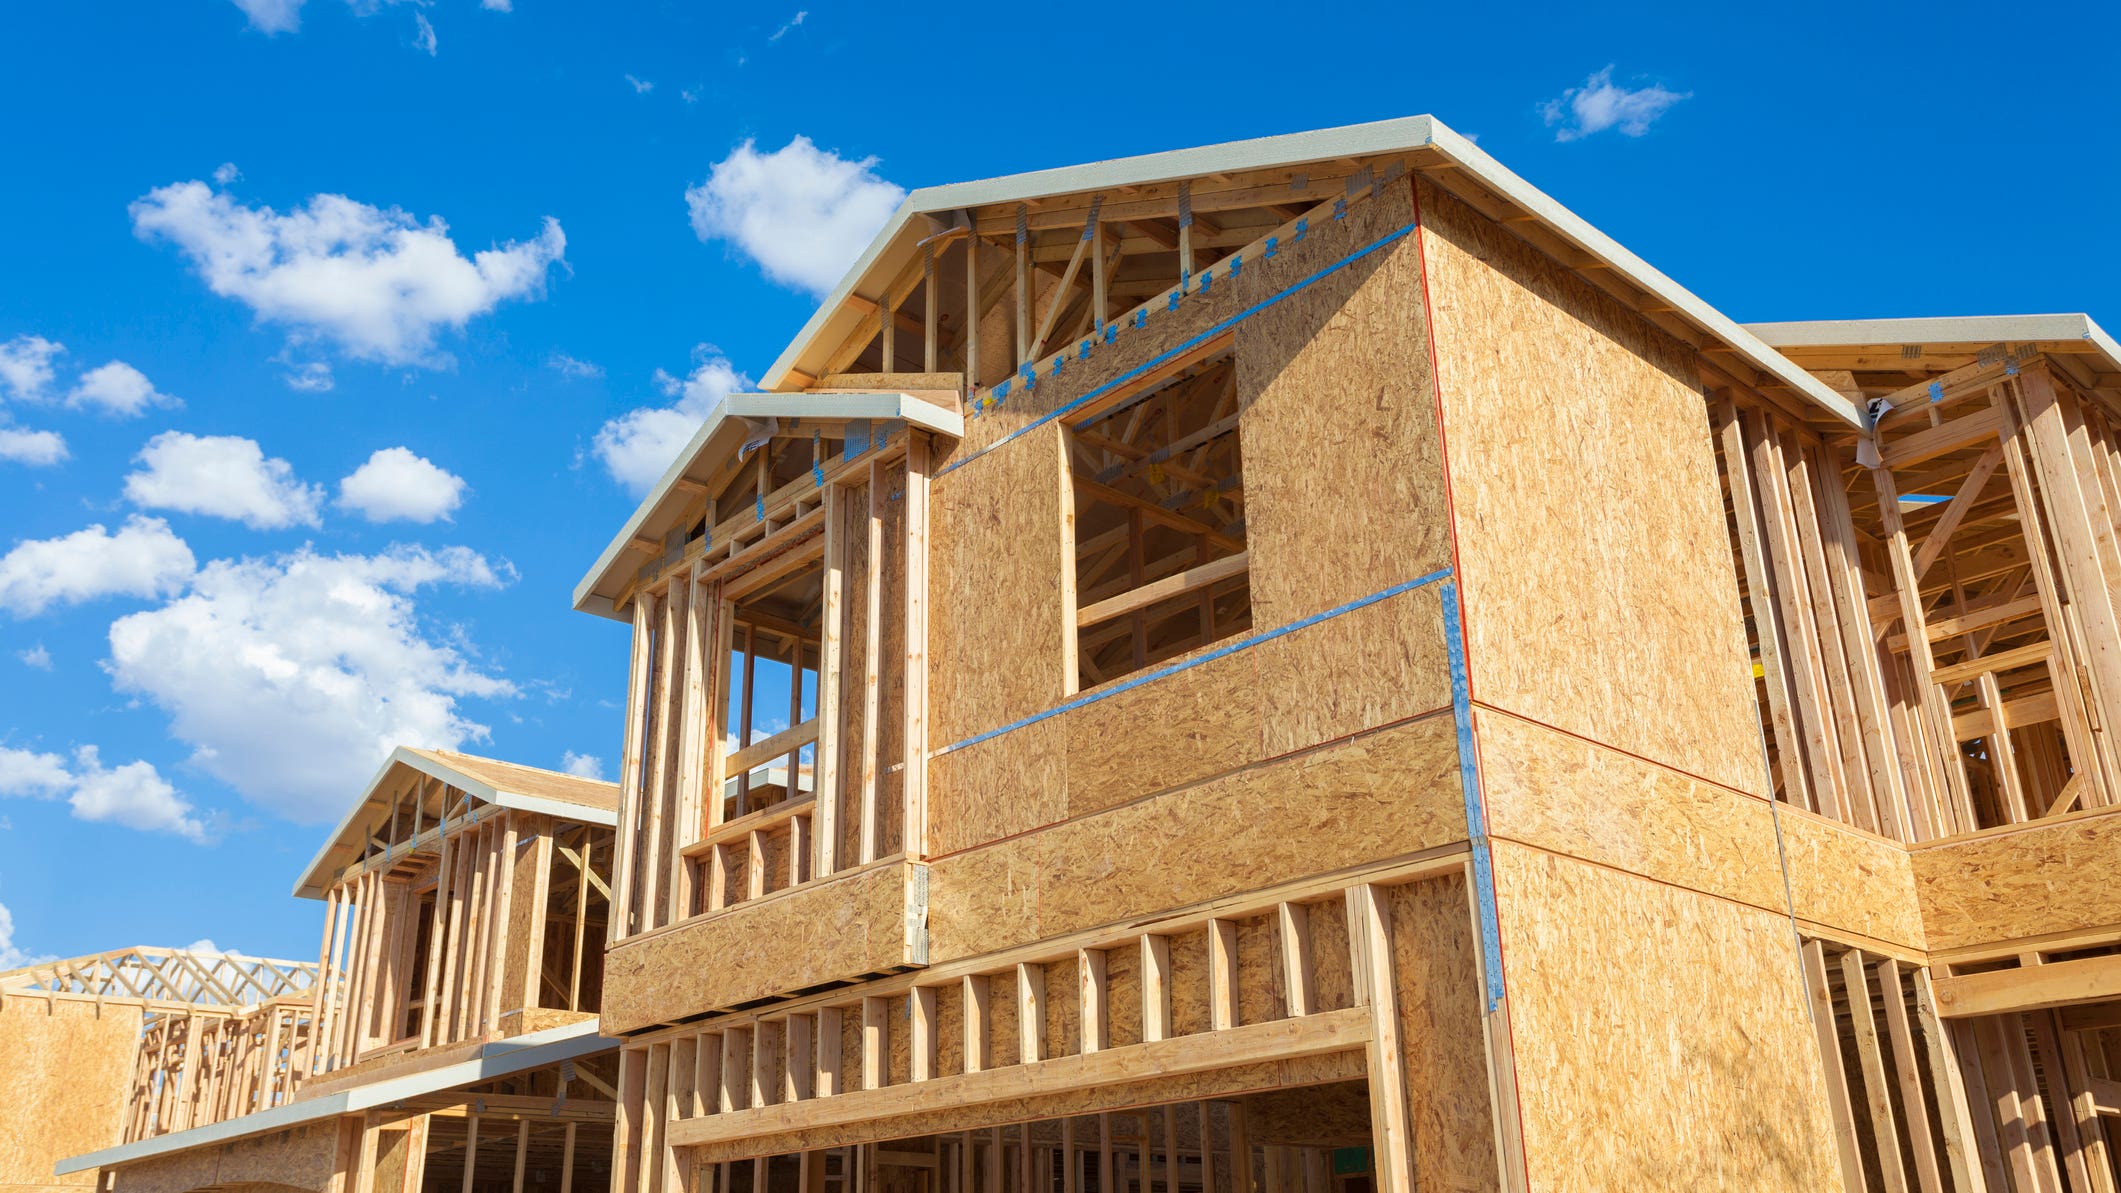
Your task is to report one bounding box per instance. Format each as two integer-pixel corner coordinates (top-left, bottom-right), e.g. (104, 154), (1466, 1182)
(1746, 314), (2121, 402)
(758, 114), (1860, 424)
(293, 746), (618, 899)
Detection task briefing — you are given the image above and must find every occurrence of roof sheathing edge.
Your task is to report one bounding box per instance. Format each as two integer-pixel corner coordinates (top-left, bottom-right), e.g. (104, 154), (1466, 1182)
(1745, 314), (2121, 375)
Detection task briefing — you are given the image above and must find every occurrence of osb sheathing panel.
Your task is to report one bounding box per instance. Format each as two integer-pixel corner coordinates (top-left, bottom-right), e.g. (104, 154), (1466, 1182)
(1475, 709), (1923, 950)
(1383, 874), (1497, 1190)
(601, 859), (924, 1034)
(0, 995), (141, 1191)
(925, 586), (1451, 859)
(1416, 179), (1764, 797)
(1489, 842), (1844, 1191)
(1237, 183), (1450, 627)
(109, 1119), (347, 1193)
(1911, 805), (2121, 953)
(1236, 1081), (1374, 1147)
(688, 1052), (1366, 1163)
(929, 424), (1069, 747)
(926, 715), (1463, 963)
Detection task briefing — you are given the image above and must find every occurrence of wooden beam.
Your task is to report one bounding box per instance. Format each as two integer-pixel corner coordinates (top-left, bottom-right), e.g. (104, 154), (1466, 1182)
(1932, 954), (2121, 1018)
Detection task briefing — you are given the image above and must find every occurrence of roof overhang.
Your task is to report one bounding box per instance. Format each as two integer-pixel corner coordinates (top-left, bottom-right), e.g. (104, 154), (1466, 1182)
(756, 113), (1860, 427)
(293, 747), (620, 900)
(55, 1018), (613, 1175)
(1747, 313), (2121, 380)
(573, 390), (964, 622)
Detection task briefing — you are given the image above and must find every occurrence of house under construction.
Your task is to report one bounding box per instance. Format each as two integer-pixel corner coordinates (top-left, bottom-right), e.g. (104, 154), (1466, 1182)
(12, 114), (2121, 1192)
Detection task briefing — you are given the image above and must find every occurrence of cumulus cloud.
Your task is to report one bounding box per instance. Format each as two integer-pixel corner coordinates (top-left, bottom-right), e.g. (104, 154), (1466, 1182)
(0, 516), (196, 617)
(130, 177), (566, 368)
(560, 751), (605, 780)
(0, 746), (71, 798)
(18, 644), (50, 670)
(0, 902), (55, 971)
(0, 335), (63, 402)
(214, 163), (242, 186)
(125, 431), (324, 530)
(107, 544), (515, 822)
(0, 744), (204, 842)
(592, 349), (750, 493)
(1541, 66), (1691, 142)
(68, 361), (181, 417)
(685, 136), (904, 296)
(0, 427), (67, 466)
(67, 747), (207, 842)
(229, 0), (305, 33)
(337, 447), (467, 523)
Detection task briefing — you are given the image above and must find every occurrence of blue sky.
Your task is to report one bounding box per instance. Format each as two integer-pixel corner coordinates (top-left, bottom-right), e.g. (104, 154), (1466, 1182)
(0, 1), (2114, 968)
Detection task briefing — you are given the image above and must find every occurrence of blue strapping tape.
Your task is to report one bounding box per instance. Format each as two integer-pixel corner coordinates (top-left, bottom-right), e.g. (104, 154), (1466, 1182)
(1294, 218), (1308, 242)
(1019, 364), (1036, 391)
(937, 221), (1414, 479)
(1133, 309), (1147, 330)
(1929, 381), (1944, 404)
(2006, 361), (2020, 377)
(1200, 268), (1212, 293)
(1264, 236), (1278, 259)
(935, 565), (1452, 757)
(1052, 355), (1063, 377)
(1333, 198), (1347, 221)
(812, 431), (824, 486)
(1079, 340), (1091, 360)
(754, 494), (765, 521)
(1104, 323), (1118, 345)
(1168, 289), (1181, 311)
(1441, 580), (1507, 1014)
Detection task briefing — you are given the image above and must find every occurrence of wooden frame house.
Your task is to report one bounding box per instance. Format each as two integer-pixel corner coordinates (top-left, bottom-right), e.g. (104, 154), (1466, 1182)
(53, 750), (628, 1193)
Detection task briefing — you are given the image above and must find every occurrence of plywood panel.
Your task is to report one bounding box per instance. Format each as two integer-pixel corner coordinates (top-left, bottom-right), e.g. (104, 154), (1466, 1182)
(1383, 874), (1499, 1190)
(1476, 708), (1924, 950)
(601, 860), (926, 1034)
(928, 715), (1464, 963)
(1253, 586), (1452, 756)
(1237, 183), (1450, 628)
(1417, 179), (1764, 796)
(1063, 647), (1261, 821)
(107, 1118), (349, 1193)
(0, 995), (142, 1193)
(1912, 806), (2121, 953)
(1489, 841), (1845, 1190)
(928, 717), (1066, 858)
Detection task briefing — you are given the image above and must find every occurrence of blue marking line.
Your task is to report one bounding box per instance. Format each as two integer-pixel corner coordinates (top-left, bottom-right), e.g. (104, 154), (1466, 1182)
(934, 566), (1452, 758)
(939, 222), (1414, 478)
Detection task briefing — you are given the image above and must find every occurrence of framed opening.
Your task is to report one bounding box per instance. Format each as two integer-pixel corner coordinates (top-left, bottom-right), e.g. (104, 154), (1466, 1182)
(1066, 349), (1250, 691)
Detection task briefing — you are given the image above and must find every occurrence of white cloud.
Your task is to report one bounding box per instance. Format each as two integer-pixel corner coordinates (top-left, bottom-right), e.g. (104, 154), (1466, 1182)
(560, 751), (605, 780)
(126, 431), (324, 530)
(0, 746), (71, 798)
(547, 352), (603, 380)
(592, 350), (750, 493)
(0, 335), (63, 402)
(0, 516), (196, 617)
(213, 162), (242, 186)
(18, 644), (50, 670)
(67, 361), (180, 417)
(685, 136), (904, 296)
(1541, 66), (1690, 142)
(482, 0), (512, 9)
(280, 358), (335, 392)
(107, 544), (515, 822)
(625, 74), (654, 94)
(412, 12), (437, 55)
(130, 178), (566, 368)
(767, 10), (806, 40)
(67, 747), (206, 842)
(0, 901), (55, 971)
(338, 446), (467, 523)
(680, 88), (700, 105)
(0, 427), (67, 466)
(229, 0), (304, 34)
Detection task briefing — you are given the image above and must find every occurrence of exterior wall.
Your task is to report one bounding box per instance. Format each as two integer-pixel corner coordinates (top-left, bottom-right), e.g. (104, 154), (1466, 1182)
(106, 1118), (354, 1193)
(1912, 803), (2121, 956)
(0, 994), (142, 1193)
(1417, 177), (1855, 1187)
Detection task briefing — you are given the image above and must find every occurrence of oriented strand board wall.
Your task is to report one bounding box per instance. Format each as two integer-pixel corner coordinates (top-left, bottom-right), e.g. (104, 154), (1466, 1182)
(1475, 708), (1924, 951)
(1911, 805), (2121, 953)
(926, 585), (1452, 856)
(929, 423), (1069, 747)
(108, 1118), (352, 1193)
(1385, 874), (1499, 1190)
(1237, 182), (1451, 626)
(601, 859), (925, 1034)
(927, 715), (1465, 962)
(1417, 179), (1765, 796)
(1488, 842), (1845, 1190)
(0, 994), (142, 1193)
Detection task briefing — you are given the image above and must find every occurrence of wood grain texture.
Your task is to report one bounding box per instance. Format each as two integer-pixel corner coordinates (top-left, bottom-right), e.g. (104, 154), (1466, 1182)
(1236, 184), (1449, 628)
(1911, 805), (2121, 953)
(0, 995), (142, 1193)
(1476, 708), (1924, 950)
(1417, 178), (1764, 796)
(103, 1119), (349, 1193)
(926, 716), (1465, 963)
(1381, 875), (1499, 1190)
(1489, 841), (1845, 1190)
(600, 860), (926, 1034)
